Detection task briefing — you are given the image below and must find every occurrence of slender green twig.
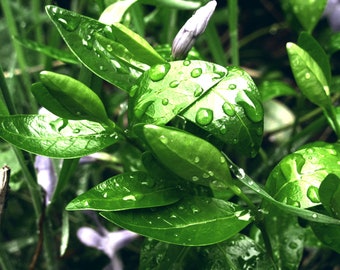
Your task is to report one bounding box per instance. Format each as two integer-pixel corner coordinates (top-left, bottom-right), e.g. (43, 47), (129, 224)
(228, 0), (239, 66)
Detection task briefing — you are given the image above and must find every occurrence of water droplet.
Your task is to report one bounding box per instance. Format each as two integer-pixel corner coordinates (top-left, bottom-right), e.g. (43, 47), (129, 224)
(191, 68), (202, 78)
(288, 241), (298, 250)
(194, 156), (200, 163)
(236, 91), (263, 123)
(195, 108), (213, 126)
(49, 118), (68, 132)
(235, 168), (246, 179)
(193, 86), (203, 97)
(208, 171), (214, 176)
(99, 65), (106, 71)
(213, 65), (226, 79)
(162, 98), (169, 105)
(192, 176), (199, 181)
(169, 80), (180, 88)
(106, 44), (113, 52)
(149, 63), (171, 82)
(202, 172), (210, 179)
(56, 15), (81, 31)
(222, 102), (236, 116)
(191, 206), (200, 214)
(219, 124), (227, 134)
(307, 186), (320, 203)
(159, 135), (168, 144)
(84, 201), (89, 206)
(220, 156), (226, 164)
(183, 60), (191, 66)
(170, 213), (177, 219)
(305, 72), (311, 79)
(122, 195), (137, 201)
(103, 192), (108, 198)
(73, 128), (80, 134)
(312, 213), (318, 219)
(228, 84), (237, 90)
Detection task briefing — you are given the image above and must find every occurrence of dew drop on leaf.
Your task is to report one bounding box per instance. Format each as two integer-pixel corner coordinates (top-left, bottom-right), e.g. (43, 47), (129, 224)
(169, 80), (180, 88)
(159, 135), (168, 144)
(307, 185), (320, 203)
(183, 60), (191, 66)
(193, 86), (204, 97)
(190, 68), (203, 78)
(312, 213), (318, 219)
(149, 63), (171, 82)
(73, 128), (80, 134)
(228, 84), (237, 90)
(56, 14), (81, 32)
(194, 156), (200, 163)
(236, 91), (263, 123)
(106, 44), (113, 52)
(192, 176), (199, 182)
(103, 192), (108, 198)
(222, 102), (236, 117)
(191, 206), (200, 214)
(122, 195), (137, 201)
(195, 108), (213, 126)
(162, 98), (169, 105)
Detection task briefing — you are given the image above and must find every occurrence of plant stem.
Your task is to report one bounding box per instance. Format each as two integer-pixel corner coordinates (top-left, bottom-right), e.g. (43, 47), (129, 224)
(1, 0), (37, 112)
(228, 0), (239, 66)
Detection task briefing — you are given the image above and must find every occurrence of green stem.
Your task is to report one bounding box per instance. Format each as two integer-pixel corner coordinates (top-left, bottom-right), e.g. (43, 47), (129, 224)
(32, 0), (45, 64)
(228, 0), (239, 66)
(1, 0), (37, 112)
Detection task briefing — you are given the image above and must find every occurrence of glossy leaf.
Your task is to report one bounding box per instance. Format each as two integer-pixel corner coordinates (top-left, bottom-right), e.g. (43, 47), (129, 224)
(319, 174), (340, 218)
(287, 42), (331, 109)
(109, 22), (165, 66)
(182, 66), (264, 157)
(266, 142), (340, 209)
(259, 80), (297, 102)
(263, 100), (295, 143)
(66, 171), (181, 211)
(140, 0), (200, 10)
(140, 234), (275, 269)
(135, 124), (235, 190)
(311, 221), (340, 253)
(226, 155), (340, 225)
(45, 5), (144, 91)
(34, 71), (110, 124)
(101, 196), (253, 246)
(129, 60), (227, 125)
(288, 0), (327, 33)
(298, 32), (331, 85)
(0, 114), (122, 158)
(98, 0), (138, 25)
(263, 208), (305, 270)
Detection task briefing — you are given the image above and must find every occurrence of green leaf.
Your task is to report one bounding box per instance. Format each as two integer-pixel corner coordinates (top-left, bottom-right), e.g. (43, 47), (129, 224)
(45, 5), (142, 92)
(66, 171), (181, 211)
(288, 0), (327, 33)
(319, 174), (340, 218)
(298, 32), (331, 86)
(100, 196), (253, 246)
(225, 155), (340, 225)
(0, 114), (122, 158)
(182, 66), (264, 157)
(266, 141), (340, 209)
(110, 22), (165, 66)
(287, 42), (331, 109)
(135, 124), (235, 190)
(263, 208), (305, 270)
(259, 80), (297, 102)
(14, 36), (79, 64)
(129, 60), (227, 125)
(94, 33), (149, 73)
(140, 234), (275, 269)
(311, 221), (340, 253)
(140, 0), (201, 10)
(34, 71), (110, 124)
(98, 0), (138, 24)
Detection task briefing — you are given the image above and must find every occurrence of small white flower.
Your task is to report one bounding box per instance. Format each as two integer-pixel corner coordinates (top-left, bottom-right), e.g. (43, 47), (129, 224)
(77, 224), (139, 270)
(172, 1), (217, 59)
(34, 156), (57, 205)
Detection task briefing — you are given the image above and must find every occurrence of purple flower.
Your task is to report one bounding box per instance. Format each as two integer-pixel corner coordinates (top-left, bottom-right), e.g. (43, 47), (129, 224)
(172, 1), (217, 59)
(77, 212), (139, 270)
(34, 156), (57, 205)
(324, 0), (340, 31)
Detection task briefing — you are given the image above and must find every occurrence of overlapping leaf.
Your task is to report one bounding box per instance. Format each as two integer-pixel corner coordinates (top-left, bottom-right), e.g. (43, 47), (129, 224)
(0, 114), (122, 158)
(66, 171), (181, 211)
(101, 196), (252, 246)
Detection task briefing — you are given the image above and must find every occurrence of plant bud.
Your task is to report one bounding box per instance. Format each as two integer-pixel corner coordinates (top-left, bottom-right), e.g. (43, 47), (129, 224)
(172, 1), (217, 59)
